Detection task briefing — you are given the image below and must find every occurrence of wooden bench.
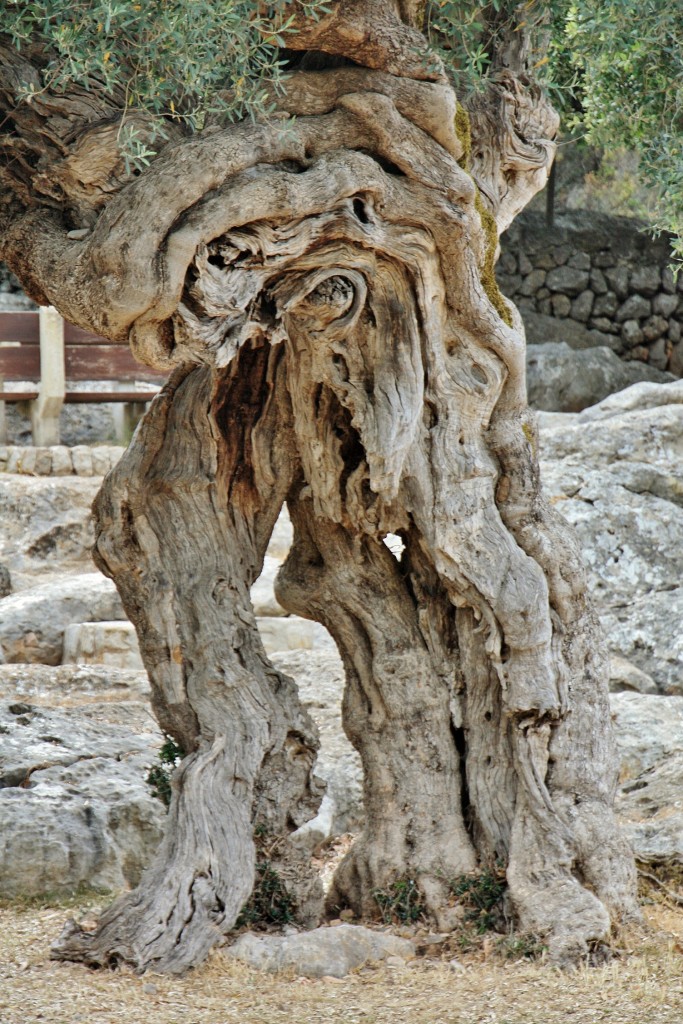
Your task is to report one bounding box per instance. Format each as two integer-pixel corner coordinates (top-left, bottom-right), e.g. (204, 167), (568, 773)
(0, 308), (166, 444)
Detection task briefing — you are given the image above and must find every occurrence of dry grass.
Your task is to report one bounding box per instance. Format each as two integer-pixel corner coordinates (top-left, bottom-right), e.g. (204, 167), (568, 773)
(1, 894), (682, 1024)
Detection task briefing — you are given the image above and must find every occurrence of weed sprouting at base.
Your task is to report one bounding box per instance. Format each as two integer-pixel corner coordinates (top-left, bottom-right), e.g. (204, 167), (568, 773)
(372, 877), (427, 925)
(449, 867), (507, 934)
(236, 861), (297, 929)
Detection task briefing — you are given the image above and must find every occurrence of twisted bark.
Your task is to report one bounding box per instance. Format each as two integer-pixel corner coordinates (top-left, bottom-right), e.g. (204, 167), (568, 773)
(53, 354), (323, 973)
(2, 0), (637, 972)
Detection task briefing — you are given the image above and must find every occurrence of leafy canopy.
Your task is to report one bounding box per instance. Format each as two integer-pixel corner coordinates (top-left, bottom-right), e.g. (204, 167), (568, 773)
(546, 0), (683, 260)
(1, 1), (681, 253)
(1, 1), (329, 129)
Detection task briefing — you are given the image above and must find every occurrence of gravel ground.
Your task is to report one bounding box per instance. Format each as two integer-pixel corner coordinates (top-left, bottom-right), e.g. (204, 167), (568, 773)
(1, 895), (682, 1024)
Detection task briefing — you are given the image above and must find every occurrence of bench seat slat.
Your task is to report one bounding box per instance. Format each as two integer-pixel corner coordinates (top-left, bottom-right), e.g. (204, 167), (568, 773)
(63, 390), (159, 403)
(0, 390), (158, 404)
(0, 391), (39, 402)
(0, 345), (166, 383)
(0, 311), (124, 347)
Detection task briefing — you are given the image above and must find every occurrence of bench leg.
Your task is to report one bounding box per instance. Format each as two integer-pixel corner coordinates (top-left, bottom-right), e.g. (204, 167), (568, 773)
(30, 397), (63, 445)
(32, 307), (65, 445)
(113, 400), (147, 444)
(0, 375), (6, 445)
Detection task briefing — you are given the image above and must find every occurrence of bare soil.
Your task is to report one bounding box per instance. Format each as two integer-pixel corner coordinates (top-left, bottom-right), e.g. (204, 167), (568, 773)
(1, 891), (682, 1024)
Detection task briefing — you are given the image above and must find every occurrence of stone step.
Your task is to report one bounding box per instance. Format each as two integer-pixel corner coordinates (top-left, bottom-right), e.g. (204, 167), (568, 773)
(63, 620), (144, 670)
(62, 614), (334, 670)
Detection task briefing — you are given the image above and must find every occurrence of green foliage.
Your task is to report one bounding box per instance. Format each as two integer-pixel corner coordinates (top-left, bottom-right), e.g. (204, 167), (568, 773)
(498, 933), (547, 959)
(2, 1), (681, 253)
(449, 866), (507, 933)
(0, 1), (329, 136)
(426, 2), (551, 92)
(237, 861), (297, 928)
(146, 735), (185, 807)
(541, 1), (683, 263)
(372, 877), (426, 924)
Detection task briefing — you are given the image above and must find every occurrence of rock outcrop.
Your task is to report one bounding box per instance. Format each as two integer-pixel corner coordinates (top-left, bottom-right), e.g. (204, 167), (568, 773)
(539, 381), (683, 693)
(527, 342), (672, 412)
(0, 574), (126, 665)
(0, 700), (164, 897)
(611, 692), (683, 866)
(226, 924), (415, 978)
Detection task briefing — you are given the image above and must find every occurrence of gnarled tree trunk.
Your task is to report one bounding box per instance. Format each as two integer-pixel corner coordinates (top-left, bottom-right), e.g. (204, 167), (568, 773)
(1, 0), (637, 973)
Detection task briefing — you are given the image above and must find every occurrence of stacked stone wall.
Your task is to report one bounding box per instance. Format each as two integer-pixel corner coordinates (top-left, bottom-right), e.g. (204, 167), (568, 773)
(498, 210), (683, 375)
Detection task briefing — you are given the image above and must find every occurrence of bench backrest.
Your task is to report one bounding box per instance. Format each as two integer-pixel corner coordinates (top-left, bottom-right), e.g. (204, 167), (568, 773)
(0, 311), (166, 384)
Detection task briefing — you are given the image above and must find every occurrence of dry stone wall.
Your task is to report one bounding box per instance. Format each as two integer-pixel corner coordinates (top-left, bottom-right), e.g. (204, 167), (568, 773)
(498, 211), (683, 375)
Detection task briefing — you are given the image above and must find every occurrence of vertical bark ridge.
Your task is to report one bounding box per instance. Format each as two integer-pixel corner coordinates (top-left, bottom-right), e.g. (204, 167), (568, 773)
(53, 353), (323, 973)
(276, 490), (477, 926)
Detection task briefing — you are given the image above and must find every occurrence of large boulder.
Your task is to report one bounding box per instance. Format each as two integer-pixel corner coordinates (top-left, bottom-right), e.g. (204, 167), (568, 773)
(539, 381), (683, 693)
(227, 924), (414, 978)
(521, 310), (620, 352)
(527, 342), (673, 412)
(0, 662), (150, 703)
(0, 700), (164, 897)
(0, 472), (101, 589)
(610, 691), (683, 866)
(610, 692), (683, 782)
(0, 573), (126, 665)
(250, 556), (287, 617)
(62, 620), (145, 670)
(617, 753), (683, 865)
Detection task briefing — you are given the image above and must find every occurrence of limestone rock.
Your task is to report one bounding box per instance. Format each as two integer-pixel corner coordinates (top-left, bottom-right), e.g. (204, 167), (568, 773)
(630, 266), (662, 297)
(0, 662), (150, 703)
(601, 590), (683, 696)
(0, 700), (160, 787)
(609, 692), (683, 782)
(0, 473), (100, 587)
(0, 751), (164, 897)
(570, 289), (595, 323)
(617, 753), (683, 865)
(226, 924), (414, 978)
(527, 343), (672, 413)
(0, 562), (11, 599)
(250, 556), (287, 617)
(0, 700), (164, 896)
(522, 311), (621, 352)
(609, 656), (659, 695)
(257, 616), (334, 655)
(539, 382), (683, 692)
(545, 266), (590, 296)
(0, 573), (126, 665)
(265, 508), (293, 561)
(621, 319), (644, 348)
(62, 621), (144, 670)
(616, 294), (651, 323)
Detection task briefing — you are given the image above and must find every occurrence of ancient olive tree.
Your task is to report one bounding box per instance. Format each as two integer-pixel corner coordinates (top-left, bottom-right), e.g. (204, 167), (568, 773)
(0, 0), (638, 973)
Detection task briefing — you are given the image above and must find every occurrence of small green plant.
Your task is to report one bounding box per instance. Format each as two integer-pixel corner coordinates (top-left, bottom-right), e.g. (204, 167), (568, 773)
(237, 861), (296, 928)
(146, 735), (185, 807)
(449, 867), (507, 934)
(372, 877), (426, 925)
(498, 933), (547, 961)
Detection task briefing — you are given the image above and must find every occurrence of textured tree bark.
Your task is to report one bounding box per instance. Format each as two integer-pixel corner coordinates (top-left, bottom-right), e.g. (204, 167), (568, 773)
(276, 492), (477, 926)
(2, 0), (638, 972)
(53, 354), (324, 973)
